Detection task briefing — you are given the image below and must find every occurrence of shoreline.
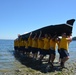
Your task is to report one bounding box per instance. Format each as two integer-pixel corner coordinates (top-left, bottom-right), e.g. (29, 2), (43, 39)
(0, 52), (76, 75)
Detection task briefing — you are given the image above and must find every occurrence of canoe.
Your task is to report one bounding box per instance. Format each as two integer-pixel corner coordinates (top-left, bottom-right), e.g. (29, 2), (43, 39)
(19, 19), (75, 39)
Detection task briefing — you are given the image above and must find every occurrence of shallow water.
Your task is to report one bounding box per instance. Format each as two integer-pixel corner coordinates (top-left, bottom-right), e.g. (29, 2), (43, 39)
(0, 40), (17, 72)
(0, 39), (76, 73)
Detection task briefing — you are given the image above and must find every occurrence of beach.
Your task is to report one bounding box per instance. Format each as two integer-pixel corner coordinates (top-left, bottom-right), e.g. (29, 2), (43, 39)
(0, 54), (76, 75)
(0, 40), (76, 75)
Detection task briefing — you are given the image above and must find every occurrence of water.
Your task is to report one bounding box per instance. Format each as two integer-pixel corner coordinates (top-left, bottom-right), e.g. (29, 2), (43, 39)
(69, 41), (76, 60)
(0, 40), (15, 70)
(0, 39), (76, 72)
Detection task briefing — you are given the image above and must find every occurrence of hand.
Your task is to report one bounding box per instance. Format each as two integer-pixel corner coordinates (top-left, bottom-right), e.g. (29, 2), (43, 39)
(30, 32), (32, 35)
(40, 31), (42, 34)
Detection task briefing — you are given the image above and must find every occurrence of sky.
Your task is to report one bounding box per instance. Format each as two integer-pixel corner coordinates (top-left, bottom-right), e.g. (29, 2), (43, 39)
(0, 0), (76, 39)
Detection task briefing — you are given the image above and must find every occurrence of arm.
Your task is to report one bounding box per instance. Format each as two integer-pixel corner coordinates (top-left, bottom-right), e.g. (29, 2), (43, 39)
(66, 37), (72, 42)
(29, 32), (32, 38)
(33, 33), (37, 39)
(39, 31), (42, 39)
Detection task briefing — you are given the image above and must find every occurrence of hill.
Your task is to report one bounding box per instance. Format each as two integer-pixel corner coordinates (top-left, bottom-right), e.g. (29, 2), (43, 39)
(72, 37), (76, 40)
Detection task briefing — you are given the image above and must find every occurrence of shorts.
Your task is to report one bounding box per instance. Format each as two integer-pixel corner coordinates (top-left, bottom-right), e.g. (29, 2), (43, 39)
(31, 47), (38, 54)
(37, 48), (41, 52)
(19, 46), (25, 52)
(49, 49), (56, 56)
(39, 48), (42, 54)
(22, 46), (26, 53)
(60, 48), (69, 59)
(58, 49), (62, 58)
(40, 49), (49, 56)
(14, 46), (17, 50)
(25, 48), (29, 52)
(27, 46), (32, 52)
(18, 47), (21, 52)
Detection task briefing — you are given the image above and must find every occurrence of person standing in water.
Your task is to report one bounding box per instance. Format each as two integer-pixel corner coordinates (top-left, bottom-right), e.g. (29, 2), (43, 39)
(59, 33), (72, 68)
(39, 33), (50, 62)
(49, 35), (57, 67)
(32, 33), (38, 59)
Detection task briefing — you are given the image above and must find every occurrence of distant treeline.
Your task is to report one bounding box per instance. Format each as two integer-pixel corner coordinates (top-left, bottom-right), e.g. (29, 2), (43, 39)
(72, 37), (76, 40)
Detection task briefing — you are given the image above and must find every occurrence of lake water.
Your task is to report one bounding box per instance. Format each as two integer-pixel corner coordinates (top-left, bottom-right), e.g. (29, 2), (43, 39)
(0, 39), (76, 72)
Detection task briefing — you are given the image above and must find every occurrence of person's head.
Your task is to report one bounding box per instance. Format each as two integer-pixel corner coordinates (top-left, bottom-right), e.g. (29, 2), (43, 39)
(48, 34), (52, 39)
(41, 37), (44, 39)
(44, 34), (48, 38)
(25, 38), (28, 41)
(57, 37), (61, 41)
(62, 33), (67, 38)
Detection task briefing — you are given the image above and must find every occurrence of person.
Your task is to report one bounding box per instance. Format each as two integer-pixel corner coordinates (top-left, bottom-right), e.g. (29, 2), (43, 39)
(49, 35), (57, 67)
(18, 39), (24, 54)
(27, 32), (32, 57)
(57, 37), (61, 63)
(23, 39), (26, 54)
(38, 31), (44, 60)
(21, 39), (25, 55)
(32, 33), (38, 59)
(14, 39), (18, 51)
(17, 38), (21, 52)
(38, 31), (43, 58)
(59, 33), (72, 68)
(25, 39), (29, 56)
(39, 33), (50, 62)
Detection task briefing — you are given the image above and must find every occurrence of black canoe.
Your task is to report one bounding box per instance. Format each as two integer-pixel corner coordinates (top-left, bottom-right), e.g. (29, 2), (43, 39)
(19, 19), (75, 39)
